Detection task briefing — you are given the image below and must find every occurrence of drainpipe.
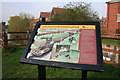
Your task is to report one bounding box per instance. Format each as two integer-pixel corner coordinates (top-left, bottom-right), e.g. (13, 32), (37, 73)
(107, 3), (110, 29)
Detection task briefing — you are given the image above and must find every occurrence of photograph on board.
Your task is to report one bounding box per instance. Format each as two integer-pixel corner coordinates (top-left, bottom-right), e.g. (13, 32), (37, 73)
(27, 27), (80, 64)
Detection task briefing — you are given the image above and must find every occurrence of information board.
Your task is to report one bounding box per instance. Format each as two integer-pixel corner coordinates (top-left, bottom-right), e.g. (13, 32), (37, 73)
(20, 21), (104, 71)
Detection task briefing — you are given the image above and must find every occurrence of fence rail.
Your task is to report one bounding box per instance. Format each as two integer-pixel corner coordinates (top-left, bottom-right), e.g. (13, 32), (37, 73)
(101, 35), (120, 40)
(0, 31), (120, 67)
(104, 60), (120, 68)
(3, 31), (32, 34)
(0, 31), (32, 55)
(7, 38), (28, 41)
(103, 48), (120, 54)
(8, 45), (27, 48)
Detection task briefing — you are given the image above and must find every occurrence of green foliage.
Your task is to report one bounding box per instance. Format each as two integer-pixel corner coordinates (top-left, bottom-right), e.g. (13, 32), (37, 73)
(10, 34), (26, 45)
(51, 2), (99, 21)
(0, 22), (8, 32)
(102, 38), (120, 45)
(8, 13), (34, 45)
(8, 13), (34, 31)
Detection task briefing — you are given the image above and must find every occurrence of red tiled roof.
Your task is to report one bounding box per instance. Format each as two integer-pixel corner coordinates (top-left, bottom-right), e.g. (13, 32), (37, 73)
(52, 7), (66, 13)
(41, 12), (51, 17)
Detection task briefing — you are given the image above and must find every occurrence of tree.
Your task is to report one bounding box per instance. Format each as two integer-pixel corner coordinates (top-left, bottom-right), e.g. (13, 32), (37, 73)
(1, 22), (8, 31)
(8, 13), (34, 44)
(51, 2), (99, 21)
(8, 12), (34, 31)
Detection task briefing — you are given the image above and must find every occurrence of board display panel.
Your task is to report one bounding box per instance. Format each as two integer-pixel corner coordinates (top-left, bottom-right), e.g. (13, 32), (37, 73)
(20, 21), (104, 71)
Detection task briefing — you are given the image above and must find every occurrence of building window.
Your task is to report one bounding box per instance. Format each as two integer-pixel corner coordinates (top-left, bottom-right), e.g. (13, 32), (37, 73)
(117, 14), (120, 22)
(107, 45), (110, 47)
(40, 18), (42, 21)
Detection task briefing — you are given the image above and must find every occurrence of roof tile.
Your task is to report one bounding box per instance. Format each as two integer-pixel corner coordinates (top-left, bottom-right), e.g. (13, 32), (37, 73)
(41, 12), (51, 17)
(53, 7), (66, 13)
(106, 0), (120, 4)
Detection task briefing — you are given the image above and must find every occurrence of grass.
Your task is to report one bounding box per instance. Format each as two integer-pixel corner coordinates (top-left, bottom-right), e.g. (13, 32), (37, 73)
(101, 38), (119, 45)
(2, 47), (120, 79)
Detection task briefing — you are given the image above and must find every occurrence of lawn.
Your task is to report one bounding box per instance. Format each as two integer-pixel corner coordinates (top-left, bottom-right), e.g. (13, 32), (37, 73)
(2, 47), (120, 79)
(101, 38), (119, 45)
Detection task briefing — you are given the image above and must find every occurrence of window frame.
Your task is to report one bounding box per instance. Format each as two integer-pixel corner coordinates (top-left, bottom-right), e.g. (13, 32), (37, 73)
(117, 14), (120, 22)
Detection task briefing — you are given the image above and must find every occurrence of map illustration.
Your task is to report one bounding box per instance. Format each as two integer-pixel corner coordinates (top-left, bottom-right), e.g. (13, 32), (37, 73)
(27, 25), (97, 65)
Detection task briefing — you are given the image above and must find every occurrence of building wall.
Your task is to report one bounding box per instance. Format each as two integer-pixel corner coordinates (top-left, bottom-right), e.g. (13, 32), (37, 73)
(45, 17), (51, 21)
(119, 2), (120, 13)
(118, 3), (120, 31)
(106, 2), (120, 34)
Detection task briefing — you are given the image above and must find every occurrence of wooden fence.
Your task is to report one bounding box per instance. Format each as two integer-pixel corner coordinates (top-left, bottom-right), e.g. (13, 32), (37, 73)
(0, 31), (120, 67)
(0, 31), (32, 55)
(101, 35), (120, 67)
(101, 35), (120, 40)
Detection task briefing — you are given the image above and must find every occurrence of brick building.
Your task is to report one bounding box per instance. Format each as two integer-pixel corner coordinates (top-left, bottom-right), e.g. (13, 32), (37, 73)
(39, 7), (66, 21)
(40, 12), (51, 21)
(101, 17), (107, 34)
(51, 7), (66, 19)
(30, 7), (66, 30)
(101, 17), (107, 28)
(105, 0), (120, 34)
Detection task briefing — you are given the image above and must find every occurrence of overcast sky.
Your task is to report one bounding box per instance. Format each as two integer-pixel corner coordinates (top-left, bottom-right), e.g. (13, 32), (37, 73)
(1, 0), (110, 24)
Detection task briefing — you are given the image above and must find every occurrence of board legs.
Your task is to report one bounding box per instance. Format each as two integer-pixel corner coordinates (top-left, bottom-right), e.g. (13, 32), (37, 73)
(82, 70), (87, 80)
(38, 65), (46, 80)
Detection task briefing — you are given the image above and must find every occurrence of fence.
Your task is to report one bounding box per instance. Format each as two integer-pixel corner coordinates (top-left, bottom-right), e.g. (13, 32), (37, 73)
(101, 35), (120, 67)
(103, 49), (120, 67)
(0, 31), (120, 67)
(0, 31), (32, 55)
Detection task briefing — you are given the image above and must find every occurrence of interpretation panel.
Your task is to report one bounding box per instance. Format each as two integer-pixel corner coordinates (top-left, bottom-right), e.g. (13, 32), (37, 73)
(27, 25), (97, 65)
(20, 22), (103, 71)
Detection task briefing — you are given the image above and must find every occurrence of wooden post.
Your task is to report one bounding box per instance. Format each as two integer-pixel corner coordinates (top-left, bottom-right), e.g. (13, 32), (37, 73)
(38, 65), (46, 80)
(26, 31), (29, 44)
(3, 32), (8, 55)
(82, 70), (87, 80)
